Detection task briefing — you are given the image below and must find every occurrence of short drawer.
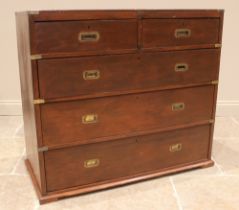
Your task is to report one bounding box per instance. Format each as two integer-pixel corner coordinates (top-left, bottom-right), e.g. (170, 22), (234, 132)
(142, 18), (220, 48)
(44, 124), (210, 192)
(31, 20), (138, 54)
(38, 49), (219, 99)
(41, 86), (214, 146)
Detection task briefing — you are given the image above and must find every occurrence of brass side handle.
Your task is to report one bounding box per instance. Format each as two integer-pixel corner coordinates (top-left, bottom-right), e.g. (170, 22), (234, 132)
(79, 31), (100, 42)
(84, 158), (100, 168)
(172, 102), (185, 111)
(82, 114), (98, 124)
(83, 70), (100, 80)
(175, 63), (189, 72)
(175, 28), (191, 38)
(169, 143), (182, 152)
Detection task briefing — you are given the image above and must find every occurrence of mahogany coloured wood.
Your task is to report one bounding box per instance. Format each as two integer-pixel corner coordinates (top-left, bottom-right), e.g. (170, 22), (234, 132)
(142, 18), (220, 48)
(16, 10), (224, 204)
(26, 158), (214, 204)
(37, 49), (220, 99)
(15, 12), (45, 192)
(31, 20), (138, 54)
(45, 125), (210, 191)
(41, 86), (214, 147)
(138, 10), (222, 19)
(30, 10), (138, 21)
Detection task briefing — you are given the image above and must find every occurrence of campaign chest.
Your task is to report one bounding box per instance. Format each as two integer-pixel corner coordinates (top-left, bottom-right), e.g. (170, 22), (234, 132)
(16, 10), (224, 204)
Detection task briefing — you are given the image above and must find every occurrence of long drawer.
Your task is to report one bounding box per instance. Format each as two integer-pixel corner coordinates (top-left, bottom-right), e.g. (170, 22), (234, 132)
(44, 124), (210, 192)
(31, 20), (138, 54)
(142, 18), (220, 48)
(41, 86), (214, 146)
(37, 49), (219, 99)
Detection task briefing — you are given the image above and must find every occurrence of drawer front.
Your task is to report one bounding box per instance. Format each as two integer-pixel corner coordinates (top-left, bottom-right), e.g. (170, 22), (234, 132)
(31, 20), (138, 54)
(38, 49), (219, 99)
(41, 86), (214, 146)
(45, 125), (210, 191)
(142, 18), (220, 48)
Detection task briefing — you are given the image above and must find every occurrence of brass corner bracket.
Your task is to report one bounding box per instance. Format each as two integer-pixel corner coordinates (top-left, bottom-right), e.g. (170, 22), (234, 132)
(211, 80), (219, 85)
(38, 146), (48, 152)
(215, 43), (222, 48)
(29, 11), (40, 15)
(209, 119), (215, 124)
(30, 54), (42, 60)
(33, 99), (45, 105)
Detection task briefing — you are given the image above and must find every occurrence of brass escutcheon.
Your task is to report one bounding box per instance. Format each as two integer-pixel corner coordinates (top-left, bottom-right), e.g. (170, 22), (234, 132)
(175, 63), (189, 72)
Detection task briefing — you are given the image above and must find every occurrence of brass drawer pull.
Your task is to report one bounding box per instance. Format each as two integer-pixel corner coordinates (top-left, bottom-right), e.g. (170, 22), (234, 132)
(175, 28), (191, 38)
(83, 70), (100, 80)
(175, 63), (188, 72)
(82, 114), (98, 124)
(79, 31), (100, 42)
(172, 102), (185, 111)
(84, 158), (100, 168)
(169, 143), (182, 152)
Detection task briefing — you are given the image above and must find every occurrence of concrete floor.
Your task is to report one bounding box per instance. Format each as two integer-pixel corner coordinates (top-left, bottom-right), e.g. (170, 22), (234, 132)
(0, 116), (239, 210)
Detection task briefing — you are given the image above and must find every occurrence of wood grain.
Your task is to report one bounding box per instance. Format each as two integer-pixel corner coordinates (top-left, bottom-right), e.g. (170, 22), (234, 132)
(30, 10), (138, 21)
(208, 10), (224, 158)
(139, 10), (223, 19)
(26, 157), (214, 204)
(45, 124), (210, 191)
(16, 10), (223, 204)
(142, 18), (220, 48)
(29, 10), (223, 22)
(31, 20), (138, 54)
(40, 86), (214, 146)
(15, 12), (44, 191)
(38, 49), (220, 99)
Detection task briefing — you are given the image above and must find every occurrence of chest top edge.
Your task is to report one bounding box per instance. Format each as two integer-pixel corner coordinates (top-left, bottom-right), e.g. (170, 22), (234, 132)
(15, 9), (224, 22)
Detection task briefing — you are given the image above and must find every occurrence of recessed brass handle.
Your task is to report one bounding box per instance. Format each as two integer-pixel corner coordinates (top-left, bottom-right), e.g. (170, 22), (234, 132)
(172, 102), (185, 111)
(175, 28), (191, 38)
(83, 70), (100, 80)
(84, 158), (100, 168)
(175, 63), (189, 72)
(169, 143), (182, 152)
(82, 114), (98, 124)
(79, 31), (100, 42)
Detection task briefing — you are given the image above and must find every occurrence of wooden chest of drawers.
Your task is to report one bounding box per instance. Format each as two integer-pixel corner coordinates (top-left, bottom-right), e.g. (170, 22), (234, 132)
(16, 10), (224, 204)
